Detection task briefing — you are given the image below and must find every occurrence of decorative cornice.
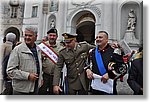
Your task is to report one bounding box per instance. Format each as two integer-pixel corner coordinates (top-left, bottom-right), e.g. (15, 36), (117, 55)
(67, 4), (101, 22)
(90, 5), (101, 17)
(71, 0), (94, 7)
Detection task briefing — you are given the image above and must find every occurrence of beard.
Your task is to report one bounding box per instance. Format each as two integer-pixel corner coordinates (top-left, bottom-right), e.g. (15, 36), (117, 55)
(49, 39), (56, 44)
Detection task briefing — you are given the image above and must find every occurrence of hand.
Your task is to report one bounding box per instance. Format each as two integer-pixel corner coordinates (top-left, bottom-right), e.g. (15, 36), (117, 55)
(111, 42), (122, 50)
(86, 69), (94, 80)
(41, 80), (44, 87)
(111, 42), (118, 49)
(53, 85), (62, 95)
(28, 73), (39, 81)
(101, 73), (109, 83)
(108, 62), (115, 70)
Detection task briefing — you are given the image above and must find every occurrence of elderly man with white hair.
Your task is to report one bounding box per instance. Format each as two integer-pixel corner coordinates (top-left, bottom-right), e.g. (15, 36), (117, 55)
(1, 32), (16, 95)
(1, 32), (16, 60)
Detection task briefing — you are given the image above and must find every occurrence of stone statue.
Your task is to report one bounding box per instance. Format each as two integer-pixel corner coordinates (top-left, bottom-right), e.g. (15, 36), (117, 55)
(50, 19), (55, 28)
(127, 9), (136, 31)
(123, 9), (139, 44)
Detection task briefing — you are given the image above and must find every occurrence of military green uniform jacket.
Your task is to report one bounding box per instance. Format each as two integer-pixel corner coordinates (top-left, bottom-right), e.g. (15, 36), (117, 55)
(53, 41), (95, 91)
(42, 41), (63, 75)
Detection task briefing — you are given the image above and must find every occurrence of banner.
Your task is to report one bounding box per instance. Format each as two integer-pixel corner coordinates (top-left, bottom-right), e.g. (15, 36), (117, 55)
(38, 42), (58, 64)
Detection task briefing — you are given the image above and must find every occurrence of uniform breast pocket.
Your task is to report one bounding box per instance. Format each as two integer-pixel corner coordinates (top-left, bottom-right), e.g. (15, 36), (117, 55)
(65, 56), (75, 65)
(80, 52), (87, 59)
(65, 59), (71, 64)
(42, 55), (47, 61)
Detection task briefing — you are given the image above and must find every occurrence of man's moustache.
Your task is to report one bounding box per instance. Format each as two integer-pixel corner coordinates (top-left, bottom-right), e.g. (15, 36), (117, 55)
(25, 38), (31, 41)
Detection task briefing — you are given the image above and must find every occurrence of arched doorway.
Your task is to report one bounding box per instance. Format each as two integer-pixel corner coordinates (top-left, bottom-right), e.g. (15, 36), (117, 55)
(4, 27), (20, 41)
(76, 21), (95, 44)
(76, 12), (95, 44)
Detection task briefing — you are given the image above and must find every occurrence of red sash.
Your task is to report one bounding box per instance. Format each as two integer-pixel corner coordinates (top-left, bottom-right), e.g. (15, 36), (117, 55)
(38, 42), (58, 64)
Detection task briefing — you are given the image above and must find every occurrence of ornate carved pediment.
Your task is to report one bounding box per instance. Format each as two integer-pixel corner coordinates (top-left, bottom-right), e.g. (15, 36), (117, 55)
(71, 0), (95, 7)
(67, 5), (101, 22)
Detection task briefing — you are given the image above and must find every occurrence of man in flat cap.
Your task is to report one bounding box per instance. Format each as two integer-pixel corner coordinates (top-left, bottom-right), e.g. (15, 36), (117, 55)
(38, 28), (63, 95)
(53, 33), (95, 95)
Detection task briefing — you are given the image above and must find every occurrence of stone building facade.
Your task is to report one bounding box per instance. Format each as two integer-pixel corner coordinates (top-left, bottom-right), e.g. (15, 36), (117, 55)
(0, 0), (25, 93)
(0, 0), (25, 42)
(0, 0), (143, 45)
(22, 0), (143, 46)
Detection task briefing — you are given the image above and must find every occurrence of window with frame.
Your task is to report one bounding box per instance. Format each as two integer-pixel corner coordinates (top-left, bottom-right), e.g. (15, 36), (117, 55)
(32, 6), (38, 17)
(11, 6), (18, 18)
(49, 0), (58, 12)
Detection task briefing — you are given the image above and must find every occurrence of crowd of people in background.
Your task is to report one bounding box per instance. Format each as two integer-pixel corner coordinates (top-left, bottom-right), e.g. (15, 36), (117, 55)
(0, 26), (143, 95)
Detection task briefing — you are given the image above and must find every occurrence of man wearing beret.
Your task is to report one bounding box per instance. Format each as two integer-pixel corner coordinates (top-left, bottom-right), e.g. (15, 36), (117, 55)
(39, 28), (63, 95)
(53, 33), (95, 95)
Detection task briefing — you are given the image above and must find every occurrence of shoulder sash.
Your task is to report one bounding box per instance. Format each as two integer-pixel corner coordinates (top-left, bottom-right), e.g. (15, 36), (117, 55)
(95, 47), (106, 75)
(38, 42), (58, 64)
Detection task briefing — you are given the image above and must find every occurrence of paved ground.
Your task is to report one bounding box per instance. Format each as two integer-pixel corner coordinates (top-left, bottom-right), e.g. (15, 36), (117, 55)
(116, 74), (134, 95)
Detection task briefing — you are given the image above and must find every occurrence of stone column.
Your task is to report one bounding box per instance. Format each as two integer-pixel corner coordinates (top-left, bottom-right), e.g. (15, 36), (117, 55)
(56, 0), (67, 42)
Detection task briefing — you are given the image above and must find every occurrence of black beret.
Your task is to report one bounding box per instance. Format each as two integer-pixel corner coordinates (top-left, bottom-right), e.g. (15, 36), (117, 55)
(47, 28), (57, 34)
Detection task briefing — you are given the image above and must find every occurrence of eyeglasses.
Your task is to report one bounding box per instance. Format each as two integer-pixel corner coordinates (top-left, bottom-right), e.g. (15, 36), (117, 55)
(65, 40), (73, 44)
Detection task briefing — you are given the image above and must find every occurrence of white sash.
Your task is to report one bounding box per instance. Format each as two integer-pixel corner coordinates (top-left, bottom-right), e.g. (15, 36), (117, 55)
(38, 42), (58, 64)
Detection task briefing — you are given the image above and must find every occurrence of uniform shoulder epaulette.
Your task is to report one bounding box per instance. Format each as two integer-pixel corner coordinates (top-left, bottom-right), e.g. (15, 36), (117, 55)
(88, 48), (95, 55)
(59, 47), (66, 52)
(44, 41), (49, 44)
(133, 52), (143, 60)
(79, 41), (87, 44)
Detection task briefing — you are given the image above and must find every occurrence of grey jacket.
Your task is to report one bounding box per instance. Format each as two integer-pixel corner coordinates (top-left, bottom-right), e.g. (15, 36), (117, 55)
(1, 41), (13, 60)
(7, 42), (43, 93)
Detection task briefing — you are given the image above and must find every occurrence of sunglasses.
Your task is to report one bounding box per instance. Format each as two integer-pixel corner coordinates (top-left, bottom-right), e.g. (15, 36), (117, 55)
(65, 40), (73, 44)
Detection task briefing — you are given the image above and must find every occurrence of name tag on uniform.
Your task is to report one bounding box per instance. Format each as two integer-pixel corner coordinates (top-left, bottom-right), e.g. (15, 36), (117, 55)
(38, 42), (58, 64)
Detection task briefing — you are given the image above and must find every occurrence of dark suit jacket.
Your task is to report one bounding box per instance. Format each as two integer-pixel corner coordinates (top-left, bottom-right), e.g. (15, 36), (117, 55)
(127, 58), (143, 95)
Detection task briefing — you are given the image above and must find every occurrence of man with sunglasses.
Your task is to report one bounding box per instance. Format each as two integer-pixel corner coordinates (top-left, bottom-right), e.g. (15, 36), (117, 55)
(53, 33), (95, 95)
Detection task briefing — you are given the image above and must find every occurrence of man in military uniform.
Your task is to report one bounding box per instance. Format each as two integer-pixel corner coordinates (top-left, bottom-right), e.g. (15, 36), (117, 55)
(38, 28), (63, 95)
(53, 33), (95, 95)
